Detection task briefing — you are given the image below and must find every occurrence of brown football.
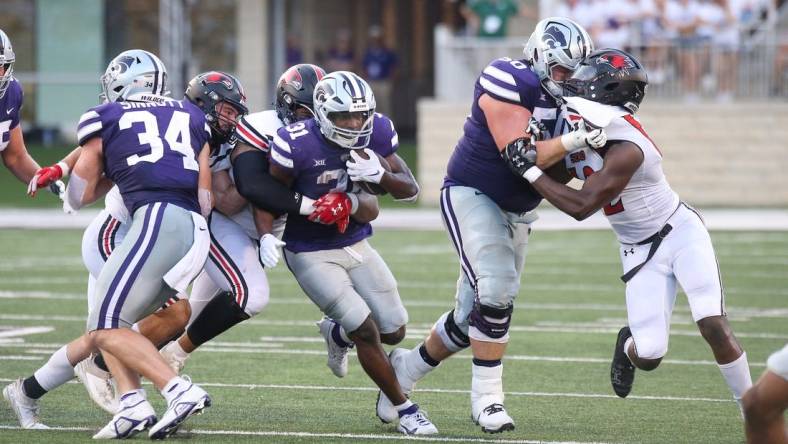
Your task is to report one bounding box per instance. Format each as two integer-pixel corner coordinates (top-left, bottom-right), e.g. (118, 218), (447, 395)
(348, 150), (390, 195)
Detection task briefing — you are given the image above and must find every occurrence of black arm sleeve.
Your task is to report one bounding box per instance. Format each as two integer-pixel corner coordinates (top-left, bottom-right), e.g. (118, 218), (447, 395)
(232, 150), (303, 215)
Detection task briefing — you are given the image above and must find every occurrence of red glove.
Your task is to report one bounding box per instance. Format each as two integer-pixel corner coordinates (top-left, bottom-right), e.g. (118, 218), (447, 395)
(28, 162), (67, 196)
(308, 192), (352, 233)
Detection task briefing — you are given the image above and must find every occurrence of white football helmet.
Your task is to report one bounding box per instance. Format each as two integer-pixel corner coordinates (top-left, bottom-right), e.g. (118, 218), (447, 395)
(100, 49), (169, 103)
(0, 29), (16, 99)
(523, 17), (594, 99)
(313, 71), (375, 149)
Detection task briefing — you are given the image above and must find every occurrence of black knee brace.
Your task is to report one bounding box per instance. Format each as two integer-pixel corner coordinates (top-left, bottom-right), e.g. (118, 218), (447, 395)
(469, 300), (513, 339)
(186, 291), (250, 347)
(444, 309), (470, 349)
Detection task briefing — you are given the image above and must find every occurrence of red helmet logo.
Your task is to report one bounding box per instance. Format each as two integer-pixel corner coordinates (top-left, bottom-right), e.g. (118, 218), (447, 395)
(598, 53), (635, 70)
(203, 72), (234, 90)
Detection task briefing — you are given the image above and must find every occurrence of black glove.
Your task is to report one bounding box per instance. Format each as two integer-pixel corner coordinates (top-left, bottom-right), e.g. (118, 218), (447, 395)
(501, 137), (537, 178)
(526, 117), (548, 142)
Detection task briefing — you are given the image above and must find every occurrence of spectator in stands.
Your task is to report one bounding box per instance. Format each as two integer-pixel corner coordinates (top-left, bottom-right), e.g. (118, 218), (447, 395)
(664, 0), (703, 101)
(461, 0), (520, 38)
(639, 0), (671, 84)
(286, 34), (303, 66)
(703, 0), (741, 102)
(362, 25), (398, 117)
(595, 0), (636, 50)
(552, 0), (597, 31)
(325, 28), (355, 72)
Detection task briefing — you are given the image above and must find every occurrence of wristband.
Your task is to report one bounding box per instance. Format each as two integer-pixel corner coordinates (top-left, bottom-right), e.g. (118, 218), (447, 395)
(523, 166), (543, 183)
(299, 196), (316, 215)
(347, 192), (359, 215)
(56, 161), (71, 178)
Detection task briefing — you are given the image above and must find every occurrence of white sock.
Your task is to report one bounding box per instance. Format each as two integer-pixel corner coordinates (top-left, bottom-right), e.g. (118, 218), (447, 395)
(168, 340), (190, 359)
(394, 399), (415, 417)
(471, 362), (504, 406)
(161, 376), (189, 404)
(404, 345), (437, 381)
(119, 388), (147, 409)
(33, 345), (75, 391)
(624, 337), (636, 363)
(718, 352), (752, 406)
(337, 324), (352, 345)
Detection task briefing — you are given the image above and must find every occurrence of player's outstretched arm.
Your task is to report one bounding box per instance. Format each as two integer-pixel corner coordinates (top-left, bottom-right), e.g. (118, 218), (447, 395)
(506, 141), (642, 220)
(27, 146), (82, 196)
(232, 142), (315, 216)
(2, 125), (40, 185)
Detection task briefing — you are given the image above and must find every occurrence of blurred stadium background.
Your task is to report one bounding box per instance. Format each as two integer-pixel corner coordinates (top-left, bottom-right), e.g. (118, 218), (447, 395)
(1, 0), (787, 207)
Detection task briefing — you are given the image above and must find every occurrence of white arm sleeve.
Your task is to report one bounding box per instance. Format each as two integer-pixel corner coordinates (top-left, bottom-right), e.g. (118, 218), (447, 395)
(65, 173), (88, 211)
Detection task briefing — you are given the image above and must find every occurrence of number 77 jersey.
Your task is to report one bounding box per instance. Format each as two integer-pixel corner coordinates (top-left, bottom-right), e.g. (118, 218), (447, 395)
(77, 97), (212, 215)
(563, 112), (679, 244)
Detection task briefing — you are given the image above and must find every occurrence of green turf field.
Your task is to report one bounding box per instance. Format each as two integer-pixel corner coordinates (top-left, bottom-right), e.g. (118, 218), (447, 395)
(0, 228), (785, 443)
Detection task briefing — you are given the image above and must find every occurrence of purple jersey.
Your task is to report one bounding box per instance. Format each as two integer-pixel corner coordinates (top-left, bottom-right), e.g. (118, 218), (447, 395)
(443, 57), (562, 213)
(271, 114), (398, 253)
(0, 78), (23, 152)
(77, 98), (211, 214)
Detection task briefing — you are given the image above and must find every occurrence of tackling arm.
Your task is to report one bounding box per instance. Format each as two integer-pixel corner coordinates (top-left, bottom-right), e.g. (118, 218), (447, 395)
(212, 169), (247, 216)
(66, 138), (109, 209)
(197, 143), (213, 217)
(528, 142), (643, 220)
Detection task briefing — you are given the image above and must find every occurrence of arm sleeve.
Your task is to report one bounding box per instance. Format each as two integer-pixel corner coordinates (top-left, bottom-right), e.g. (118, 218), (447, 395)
(232, 149), (303, 215)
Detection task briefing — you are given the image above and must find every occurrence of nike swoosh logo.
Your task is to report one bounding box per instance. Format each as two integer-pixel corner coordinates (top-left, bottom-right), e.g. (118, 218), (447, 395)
(199, 227), (207, 231)
(474, 191), (484, 196)
(6, 108), (13, 114)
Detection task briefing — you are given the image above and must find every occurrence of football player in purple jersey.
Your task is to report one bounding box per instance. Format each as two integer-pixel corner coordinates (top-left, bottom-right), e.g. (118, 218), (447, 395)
(268, 71), (436, 435)
(4, 50), (214, 439)
(0, 29), (64, 197)
(375, 18), (603, 433)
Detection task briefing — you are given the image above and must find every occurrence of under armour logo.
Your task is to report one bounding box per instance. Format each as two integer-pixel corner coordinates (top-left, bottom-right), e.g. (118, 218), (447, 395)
(623, 248), (634, 256)
(313, 159), (326, 167)
(331, 204), (343, 215)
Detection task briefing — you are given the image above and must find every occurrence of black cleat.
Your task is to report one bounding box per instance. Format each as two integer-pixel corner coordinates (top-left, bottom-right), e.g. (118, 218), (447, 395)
(610, 326), (635, 398)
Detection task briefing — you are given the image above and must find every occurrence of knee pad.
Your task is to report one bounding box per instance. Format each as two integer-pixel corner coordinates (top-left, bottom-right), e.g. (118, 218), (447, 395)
(468, 300), (513, 343)
(186, 291), (250, 347)
(433, 310), (470, 353)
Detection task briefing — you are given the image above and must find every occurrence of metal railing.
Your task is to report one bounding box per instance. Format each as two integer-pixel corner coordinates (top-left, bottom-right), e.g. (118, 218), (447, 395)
(434, 25), (787, 102)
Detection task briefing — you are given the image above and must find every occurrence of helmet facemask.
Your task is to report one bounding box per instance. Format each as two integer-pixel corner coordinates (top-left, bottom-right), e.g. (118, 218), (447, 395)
(0, 30), (16, 100)
(313, 71), (376, 150)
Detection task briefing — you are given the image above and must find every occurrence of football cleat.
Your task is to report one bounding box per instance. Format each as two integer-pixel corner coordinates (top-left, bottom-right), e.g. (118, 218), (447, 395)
(75, 356), (119, 414)
(396, 407), (438, 435)
(92, 397), (156, 439)
(376, 348), (414, 424)
(611, 326), (636, 398)
(160, 341), (189, 374)
(2, 379), (49, 429)
(316, 317), (351, 378)
(473, 402), (515, 434)
(148, 380), (211, 440)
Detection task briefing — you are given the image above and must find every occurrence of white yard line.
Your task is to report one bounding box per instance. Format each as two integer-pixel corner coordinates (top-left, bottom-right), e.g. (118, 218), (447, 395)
(0, 377), (733, 404)
(0, 341), (767, 368)
(0, 425), (617, 444)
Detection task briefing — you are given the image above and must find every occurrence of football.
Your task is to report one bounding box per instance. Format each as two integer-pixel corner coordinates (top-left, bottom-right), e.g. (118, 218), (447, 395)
(347, 150), (391, 195)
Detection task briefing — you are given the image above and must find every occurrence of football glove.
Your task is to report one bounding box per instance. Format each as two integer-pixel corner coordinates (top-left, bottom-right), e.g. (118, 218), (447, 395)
(560, 125), (607, 152)
(346, 149), (385, 184)
(258, 234), (286, 268)
(502, 137), (538, 178)
(309, 192), (352, 233)
(526, 117), (548, 143)
(28, 161), (69, 197)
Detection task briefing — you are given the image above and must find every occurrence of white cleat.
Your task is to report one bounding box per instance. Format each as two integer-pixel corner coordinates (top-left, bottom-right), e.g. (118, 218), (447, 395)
(148, 380), (211, 440)
(160, 341), (189, 374)
(473, 402), (515, 434)
(316, 317), (351, 378)
(2, 378), (49, 429)
(92, 398), (156, 439)
(396, 408), (438, 435)
(75, 356), (119, 415)
(376, 348), (414, 424)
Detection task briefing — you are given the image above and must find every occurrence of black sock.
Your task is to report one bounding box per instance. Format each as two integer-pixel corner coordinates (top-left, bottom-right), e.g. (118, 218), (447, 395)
(93, 353), (109, 372)
(418, 344), (440, 367)
(472, 358), (502, 367)
(22, 376), (47, 400)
